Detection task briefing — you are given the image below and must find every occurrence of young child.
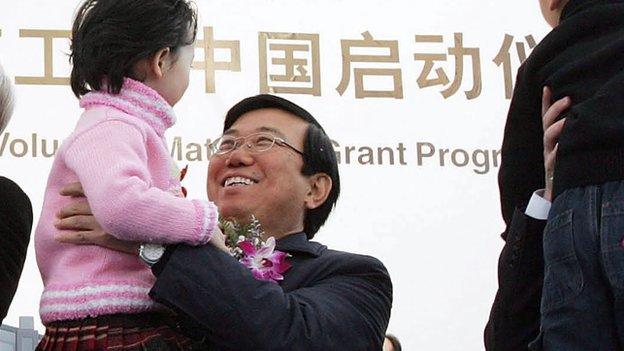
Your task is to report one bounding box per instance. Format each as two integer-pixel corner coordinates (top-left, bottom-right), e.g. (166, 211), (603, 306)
(34, 0), (218, 349)
(495, 0), (624, 349)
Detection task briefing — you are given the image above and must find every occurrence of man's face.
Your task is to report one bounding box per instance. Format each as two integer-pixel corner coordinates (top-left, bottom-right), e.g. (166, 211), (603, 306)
(207, 108), (311, 237)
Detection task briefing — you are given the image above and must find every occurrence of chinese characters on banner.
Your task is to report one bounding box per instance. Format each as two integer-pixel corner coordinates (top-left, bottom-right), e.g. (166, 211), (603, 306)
(13, 29), (71, 86)
(414, 33), (481, 100)
(493, 34), (536, 99)
(1, 27), (536, 100)
(259, 32), (321, 96)
(192, 26), (241, 93)
(336, 31), (403, 99)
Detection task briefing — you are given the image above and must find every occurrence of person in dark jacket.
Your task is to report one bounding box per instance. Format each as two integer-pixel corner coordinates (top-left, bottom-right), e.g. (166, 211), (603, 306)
(53, 94), (393, 350)
(485, 88), (569, 350)
(491, 0), (624, 349)
(0, 62), (33, 324)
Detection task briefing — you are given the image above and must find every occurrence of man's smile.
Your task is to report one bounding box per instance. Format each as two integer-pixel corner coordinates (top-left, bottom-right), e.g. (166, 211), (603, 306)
(223, 176), (258, 187)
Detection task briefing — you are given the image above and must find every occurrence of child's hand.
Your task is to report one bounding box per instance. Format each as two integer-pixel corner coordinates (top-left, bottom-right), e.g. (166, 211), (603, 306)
(209, 225), (229, 253)
(55, 182), (140, 255)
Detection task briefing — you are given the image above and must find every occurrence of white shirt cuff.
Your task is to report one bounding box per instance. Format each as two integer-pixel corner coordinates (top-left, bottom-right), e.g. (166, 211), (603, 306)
(524, 189), (551, 220)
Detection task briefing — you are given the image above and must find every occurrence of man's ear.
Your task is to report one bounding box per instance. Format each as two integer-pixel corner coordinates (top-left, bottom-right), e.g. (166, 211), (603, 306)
(304, 173), (332, 210)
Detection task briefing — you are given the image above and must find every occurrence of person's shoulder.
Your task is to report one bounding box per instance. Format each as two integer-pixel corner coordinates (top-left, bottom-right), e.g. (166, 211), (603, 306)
(313, 248), (392, 298)
(64, 107), (151, 152)
(322, 247), (382, 263)
(318, 246), (389, 276)
(78, 106), (149, 133)
(0, 176), (32, 220)
(0, 177), (30, 203)
(0, 176), (22, 191)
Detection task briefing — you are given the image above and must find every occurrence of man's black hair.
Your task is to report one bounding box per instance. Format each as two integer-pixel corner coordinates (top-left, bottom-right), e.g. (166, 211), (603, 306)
(224, 94), (340, 239)
(69, 0), (198, 98)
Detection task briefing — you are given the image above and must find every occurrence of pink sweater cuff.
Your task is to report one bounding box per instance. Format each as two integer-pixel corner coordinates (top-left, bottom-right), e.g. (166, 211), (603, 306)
(192, 200), (218, 244)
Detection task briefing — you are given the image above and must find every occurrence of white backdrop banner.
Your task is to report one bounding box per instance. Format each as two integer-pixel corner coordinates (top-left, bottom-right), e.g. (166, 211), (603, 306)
(0, 1), (550, 350)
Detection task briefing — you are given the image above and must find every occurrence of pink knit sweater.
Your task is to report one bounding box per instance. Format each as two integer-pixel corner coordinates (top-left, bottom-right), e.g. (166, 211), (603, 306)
(35, 78), (218, 324)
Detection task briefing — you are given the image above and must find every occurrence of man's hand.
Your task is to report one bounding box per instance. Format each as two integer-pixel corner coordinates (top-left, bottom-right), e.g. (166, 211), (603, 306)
(542, 87), (571, 202)
(54, 182), (140, 255)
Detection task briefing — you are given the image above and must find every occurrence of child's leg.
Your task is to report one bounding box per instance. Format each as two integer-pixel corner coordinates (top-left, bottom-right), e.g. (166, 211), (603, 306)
(538, 185), (621, 350)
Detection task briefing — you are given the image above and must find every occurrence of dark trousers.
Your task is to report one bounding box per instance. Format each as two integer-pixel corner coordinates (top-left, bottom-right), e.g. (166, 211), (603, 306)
(531, 181), (624, 350)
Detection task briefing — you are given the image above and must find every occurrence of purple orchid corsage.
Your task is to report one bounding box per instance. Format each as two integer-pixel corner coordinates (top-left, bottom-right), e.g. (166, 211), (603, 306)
(221, 216), (291, 283)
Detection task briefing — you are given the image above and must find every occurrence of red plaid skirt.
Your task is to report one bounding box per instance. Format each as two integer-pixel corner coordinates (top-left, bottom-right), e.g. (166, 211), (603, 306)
(36, 313), (198, 351)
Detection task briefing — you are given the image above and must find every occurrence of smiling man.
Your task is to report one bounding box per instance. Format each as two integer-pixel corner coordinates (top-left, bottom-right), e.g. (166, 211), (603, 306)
(55, 94), (392, 350)
(207, 105), (328, 239)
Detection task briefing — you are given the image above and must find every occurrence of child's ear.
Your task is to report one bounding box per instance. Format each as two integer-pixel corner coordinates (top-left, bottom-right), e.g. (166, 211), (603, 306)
(148, 47), (171, 78)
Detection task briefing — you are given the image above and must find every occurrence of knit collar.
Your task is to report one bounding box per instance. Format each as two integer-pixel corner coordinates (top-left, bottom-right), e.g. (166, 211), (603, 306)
(561, 0), (624, 21)
(79, 78), (176, 137)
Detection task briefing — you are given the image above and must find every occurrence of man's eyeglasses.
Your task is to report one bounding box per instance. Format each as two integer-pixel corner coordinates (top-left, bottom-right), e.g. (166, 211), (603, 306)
(210, 132), (304, 156)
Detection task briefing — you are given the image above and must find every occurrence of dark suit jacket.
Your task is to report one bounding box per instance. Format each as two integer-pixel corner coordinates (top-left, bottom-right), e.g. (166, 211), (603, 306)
(149, 232), (393, 350)
(484, 208), (546, 351)
(0, 176), (33, 324)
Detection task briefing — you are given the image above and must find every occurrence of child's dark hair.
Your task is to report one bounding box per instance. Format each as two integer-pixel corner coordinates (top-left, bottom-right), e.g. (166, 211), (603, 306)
(70, 0), (198, 98)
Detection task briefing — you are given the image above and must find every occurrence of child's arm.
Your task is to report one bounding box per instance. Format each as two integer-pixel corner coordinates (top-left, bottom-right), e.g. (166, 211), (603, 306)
(63, 119), (216, 245)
